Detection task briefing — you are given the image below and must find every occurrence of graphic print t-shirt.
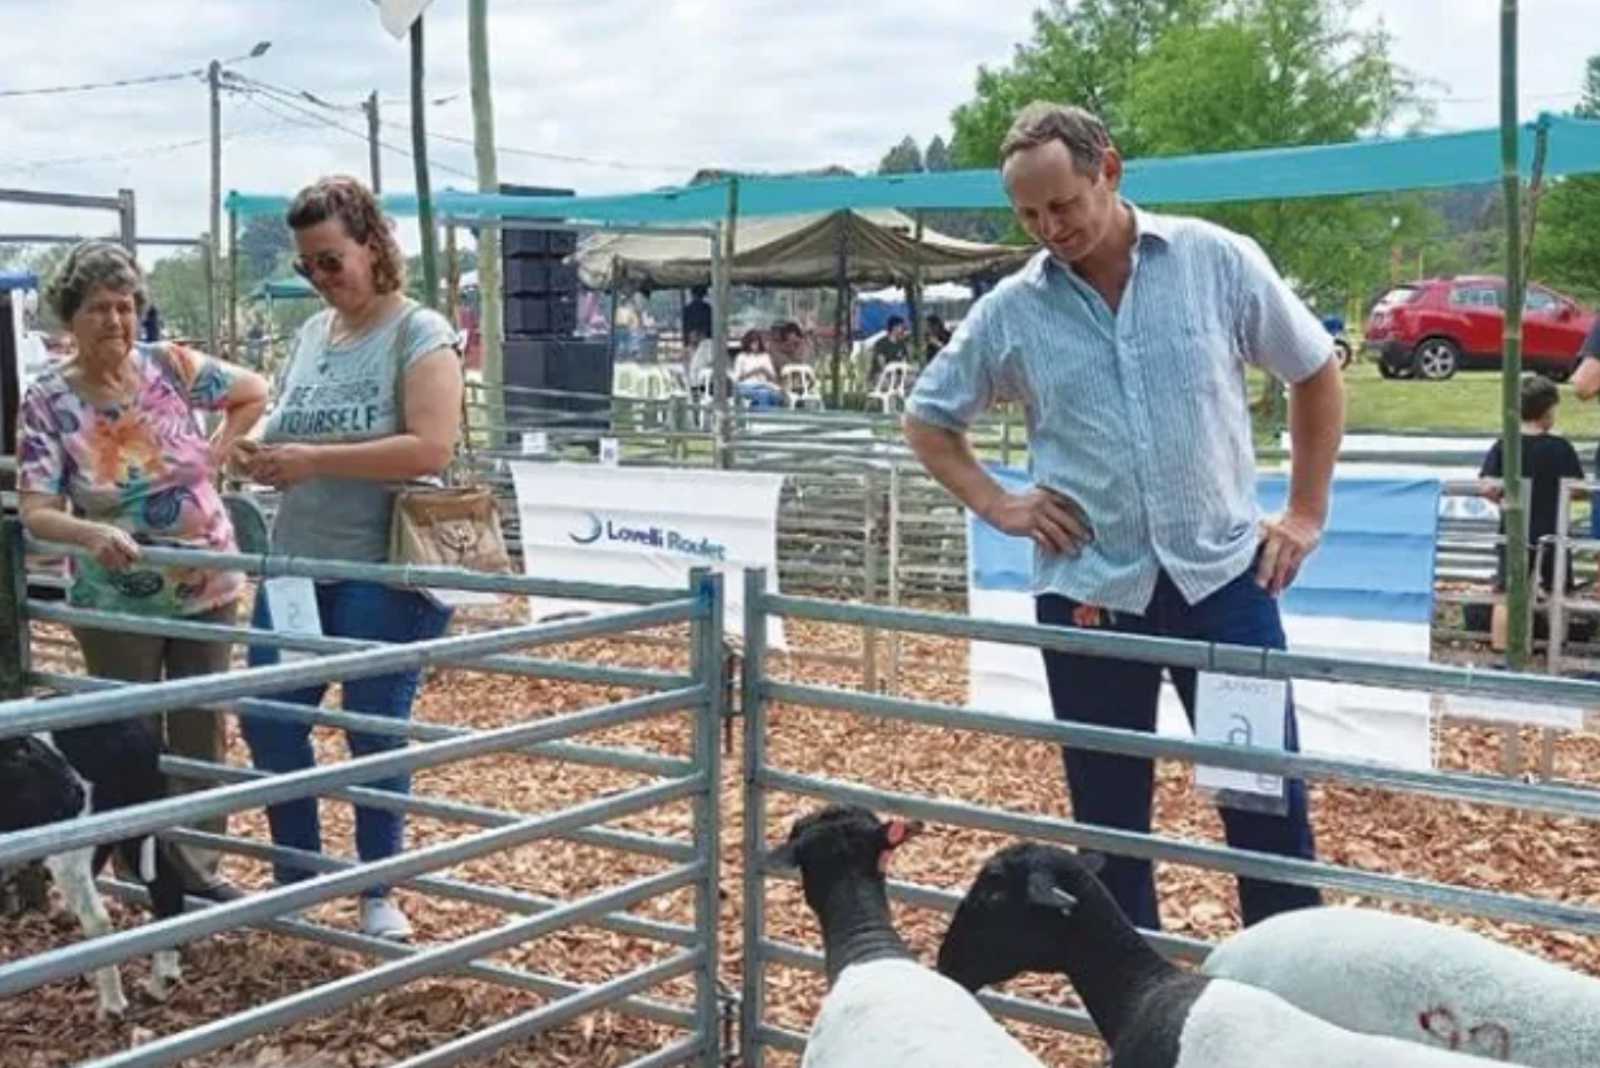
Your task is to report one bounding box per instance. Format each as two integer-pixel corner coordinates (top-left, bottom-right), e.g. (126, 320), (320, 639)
(17, 344), (242, 616)
(262, 301), (457, 561)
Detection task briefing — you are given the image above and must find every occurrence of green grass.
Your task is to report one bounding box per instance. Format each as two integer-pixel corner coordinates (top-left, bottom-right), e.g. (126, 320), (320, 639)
(1252, 361), (1600, 441)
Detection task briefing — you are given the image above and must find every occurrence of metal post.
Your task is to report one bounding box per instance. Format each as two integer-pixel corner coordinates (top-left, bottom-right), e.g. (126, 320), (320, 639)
(712, 181), (737, 470)
(208, 59), (223, 359)
(909, 211), (925, 364)
(201, 233), (217, 356)
(116, 187), (137, 254)
(227, 207), (239, 358)
(1548, 479), (1573, 673)
(739, 567), (770, 1068)
(1500, 0), (1529, 669)
(887, 464), (902, 694)
(0, 519), (27, 699)
(688, 568), (724, 1066)
(862, 471), (879, 692)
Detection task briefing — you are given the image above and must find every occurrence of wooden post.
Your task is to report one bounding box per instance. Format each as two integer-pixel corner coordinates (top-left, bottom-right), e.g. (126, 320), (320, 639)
(1500, 0), (1529, 669)
(712, 179), (739, 469)
(364, 90), (382, 194)
(207, 59), (222, 358)
(468, 0), (503, 446)
(445, 223), (461, 325)
(227, 208), (239, 358)
(909, 211), (925, 364)
(831, 214), (849, 408)
(410, 17), (439, 310)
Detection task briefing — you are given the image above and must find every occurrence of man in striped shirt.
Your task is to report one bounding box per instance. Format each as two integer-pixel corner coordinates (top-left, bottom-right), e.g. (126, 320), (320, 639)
(904, 102), (1345, 930)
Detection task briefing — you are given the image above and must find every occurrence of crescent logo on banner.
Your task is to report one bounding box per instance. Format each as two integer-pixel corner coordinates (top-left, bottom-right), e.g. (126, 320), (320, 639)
(511, 462), (786, 646)
(372, 0), (438, 39)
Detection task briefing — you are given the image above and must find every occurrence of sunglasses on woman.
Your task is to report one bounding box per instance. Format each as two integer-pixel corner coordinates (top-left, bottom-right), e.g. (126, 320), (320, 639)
(292, 251), (345, 280)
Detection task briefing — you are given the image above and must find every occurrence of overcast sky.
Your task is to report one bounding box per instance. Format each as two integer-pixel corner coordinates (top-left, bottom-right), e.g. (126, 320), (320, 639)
(0, 0), (1594, 263)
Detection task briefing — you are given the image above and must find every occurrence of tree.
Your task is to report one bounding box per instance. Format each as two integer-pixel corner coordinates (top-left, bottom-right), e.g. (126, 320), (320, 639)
(1532, 55), (1600, 301)
(924, 135), (953, 172)
(235, 215), (293, 284)
(878, 136), (925, 174)
(949, 0), (1219, 168)
(144, 249), (212, 340)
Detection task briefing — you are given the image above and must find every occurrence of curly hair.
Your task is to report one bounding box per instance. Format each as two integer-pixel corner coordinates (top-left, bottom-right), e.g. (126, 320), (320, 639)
(46, 240), (147, 324)
(286, 175), (406, 295)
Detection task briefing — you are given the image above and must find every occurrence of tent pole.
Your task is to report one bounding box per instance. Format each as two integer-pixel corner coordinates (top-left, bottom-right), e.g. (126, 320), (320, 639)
(712, 179), (738, 470)
(1500, 0), (1529, 670)
(831, 214), (848, 409)
(909, 211), (925, 365)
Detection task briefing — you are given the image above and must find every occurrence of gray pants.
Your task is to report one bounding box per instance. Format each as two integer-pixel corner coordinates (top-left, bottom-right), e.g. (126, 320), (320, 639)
(71, 601), (238, 890)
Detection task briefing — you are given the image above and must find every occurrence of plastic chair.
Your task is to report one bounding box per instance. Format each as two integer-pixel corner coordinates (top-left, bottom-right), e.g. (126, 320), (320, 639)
(867, 361), (914, 414)
(782, 364), (824, 410)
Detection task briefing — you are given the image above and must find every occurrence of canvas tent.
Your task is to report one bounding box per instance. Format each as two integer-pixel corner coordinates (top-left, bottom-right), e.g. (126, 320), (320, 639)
(565, 209), (1024, 290)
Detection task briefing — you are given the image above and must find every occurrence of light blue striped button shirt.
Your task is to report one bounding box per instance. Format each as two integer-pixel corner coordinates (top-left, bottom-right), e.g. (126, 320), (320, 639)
(906, 204), (1333, 615)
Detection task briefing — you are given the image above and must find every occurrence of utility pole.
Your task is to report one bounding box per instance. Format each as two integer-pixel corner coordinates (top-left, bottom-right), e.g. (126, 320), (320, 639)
(1499, 0), (1529, 670)
(468, 0), (502, 444)
(364, 90), (382, 194)
(207, 59), (222, 358)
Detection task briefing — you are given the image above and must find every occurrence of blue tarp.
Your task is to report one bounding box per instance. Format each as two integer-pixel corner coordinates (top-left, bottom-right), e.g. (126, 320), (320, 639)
(0, 270), (39, 293)
(971, 466), (1441, 625)
(228, 114), (1600, 225)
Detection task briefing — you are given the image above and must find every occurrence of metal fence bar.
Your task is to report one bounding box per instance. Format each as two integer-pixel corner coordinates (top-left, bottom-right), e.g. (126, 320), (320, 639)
(0, 686), (700, 868)
(766, 592), (1600, 707)
(689, 570), (725, 1067)
(34, 670), (693, 782)
(739, 568), (772, 1068)
(24, 536), (686, 604)
(0, 775), (698, 997)
(100, 875), (698, 1031)
(27, 602), (692, 692)
(617, 1037), (705, 1068)
(391, 949), (704, 1068)
(166, 758), (695, 865)
(764, 769), (1600, 935)
(763, 681), (1600, 822)
(80, 865), (701, 1068)
(162, 828), (694, 945)
(0, 599), (697, 737)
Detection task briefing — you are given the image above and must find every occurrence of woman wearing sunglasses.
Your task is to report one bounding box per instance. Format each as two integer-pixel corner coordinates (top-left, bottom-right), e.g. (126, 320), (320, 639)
(236, 175), (462, 941)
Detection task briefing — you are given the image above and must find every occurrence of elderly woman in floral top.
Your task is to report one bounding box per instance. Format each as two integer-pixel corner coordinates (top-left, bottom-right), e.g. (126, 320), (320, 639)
(17, 240), (268, 900)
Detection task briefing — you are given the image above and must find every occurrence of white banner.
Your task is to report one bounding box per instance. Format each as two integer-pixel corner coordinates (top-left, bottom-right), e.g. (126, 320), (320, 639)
(509, 462), (786, 647)
(374, 0), (438, 39)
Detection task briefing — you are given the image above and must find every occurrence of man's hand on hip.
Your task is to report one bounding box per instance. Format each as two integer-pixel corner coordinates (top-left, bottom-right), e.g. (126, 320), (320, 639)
(1257, 511), (1323, 596)
(987, 487), (1095, 556)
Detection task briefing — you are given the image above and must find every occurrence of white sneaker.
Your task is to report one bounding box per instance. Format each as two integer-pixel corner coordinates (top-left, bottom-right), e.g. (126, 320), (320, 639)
(360, 896), (413, 941)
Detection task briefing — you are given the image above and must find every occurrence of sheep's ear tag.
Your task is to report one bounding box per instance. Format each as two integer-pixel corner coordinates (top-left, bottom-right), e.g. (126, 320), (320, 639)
(876, 819), (923, 874)
(1026, 871), (1078, 917)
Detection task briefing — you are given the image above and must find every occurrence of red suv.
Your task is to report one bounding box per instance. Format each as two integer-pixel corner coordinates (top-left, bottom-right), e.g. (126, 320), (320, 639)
(1363, 276), (1596, 381)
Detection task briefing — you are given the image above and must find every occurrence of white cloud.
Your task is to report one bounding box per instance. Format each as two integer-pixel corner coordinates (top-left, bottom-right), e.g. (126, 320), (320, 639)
(0, 0), (1592, 264)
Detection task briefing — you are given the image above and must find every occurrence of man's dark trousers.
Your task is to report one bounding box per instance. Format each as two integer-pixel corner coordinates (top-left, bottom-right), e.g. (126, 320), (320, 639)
(1036, 564), (1322, 931)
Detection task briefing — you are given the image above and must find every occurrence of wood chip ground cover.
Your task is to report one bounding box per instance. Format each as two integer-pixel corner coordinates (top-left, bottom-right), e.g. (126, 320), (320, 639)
(5, 605), (1599, 1067)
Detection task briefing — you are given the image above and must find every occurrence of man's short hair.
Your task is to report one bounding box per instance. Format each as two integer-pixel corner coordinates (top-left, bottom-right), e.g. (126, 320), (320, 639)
(999, 102), (1112, 174)
(1522, 372), (1561, 421)
(776, 320), (803, 340)
(886, 315), (906, 332)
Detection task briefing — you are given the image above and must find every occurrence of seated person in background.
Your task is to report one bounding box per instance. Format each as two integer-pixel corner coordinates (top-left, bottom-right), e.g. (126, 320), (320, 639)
(771, 320), (808, 373)
(681, 285), (712, 345)
(734, 328), (783, 408)
(1479, 372), (1584, 595)
(870, 315), (911, 380)
(925, 314), (953, 362)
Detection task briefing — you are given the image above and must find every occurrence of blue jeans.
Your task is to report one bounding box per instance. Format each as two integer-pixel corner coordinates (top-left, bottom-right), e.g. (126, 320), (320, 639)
(240, 581), (453, 896)
(737, 383), (784, 408)
(1036, 563), (1321, 931)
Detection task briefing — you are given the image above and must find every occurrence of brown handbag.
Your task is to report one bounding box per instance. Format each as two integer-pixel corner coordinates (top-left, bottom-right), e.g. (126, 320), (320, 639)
(388, 309), (512, 574)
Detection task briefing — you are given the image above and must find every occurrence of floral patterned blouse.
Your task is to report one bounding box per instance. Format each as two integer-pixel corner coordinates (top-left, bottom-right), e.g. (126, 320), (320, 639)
(17, 343), (243, 617)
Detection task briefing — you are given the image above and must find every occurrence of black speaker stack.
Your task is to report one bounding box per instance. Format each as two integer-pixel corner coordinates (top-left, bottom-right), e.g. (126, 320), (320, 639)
(497, 183), (611, 440)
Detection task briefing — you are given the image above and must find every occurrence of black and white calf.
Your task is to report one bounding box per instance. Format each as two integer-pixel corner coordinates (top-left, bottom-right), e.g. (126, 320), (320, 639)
(937, 843), (1494, 1067)
(1, 721), (195, 1018)
(771, 805), (1044, 1068)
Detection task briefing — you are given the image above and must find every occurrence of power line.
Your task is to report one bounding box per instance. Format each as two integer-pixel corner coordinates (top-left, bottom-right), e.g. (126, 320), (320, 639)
(0, 67), (201, 99)
(238, 88), (479, 181)
(0, 122), (299, 173)
(380, 120), (695, 174)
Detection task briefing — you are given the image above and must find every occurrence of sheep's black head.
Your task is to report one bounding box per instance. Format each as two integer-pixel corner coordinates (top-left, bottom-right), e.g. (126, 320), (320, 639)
(936, 842), (1106, 992)
(768, 804), (922, 911)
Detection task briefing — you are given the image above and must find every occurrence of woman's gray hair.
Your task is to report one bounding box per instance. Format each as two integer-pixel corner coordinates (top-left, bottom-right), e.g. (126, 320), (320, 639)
(45, 240), (148, 324)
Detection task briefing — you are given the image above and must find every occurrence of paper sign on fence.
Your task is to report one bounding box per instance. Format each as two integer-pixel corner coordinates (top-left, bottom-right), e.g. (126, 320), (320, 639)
(263, 576), (322, 663)
(1194, 671), (1288, 811)
(521, 431), (548, 456)
(598, 437), (620, 466)
(509, 462), (785, 646)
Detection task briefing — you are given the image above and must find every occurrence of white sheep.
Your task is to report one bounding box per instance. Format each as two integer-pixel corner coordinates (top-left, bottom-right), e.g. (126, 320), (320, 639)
(1201, 905), (1600, 1065)
(771, 804), (1044, 1068)
(936, 842), (1500, 1067)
